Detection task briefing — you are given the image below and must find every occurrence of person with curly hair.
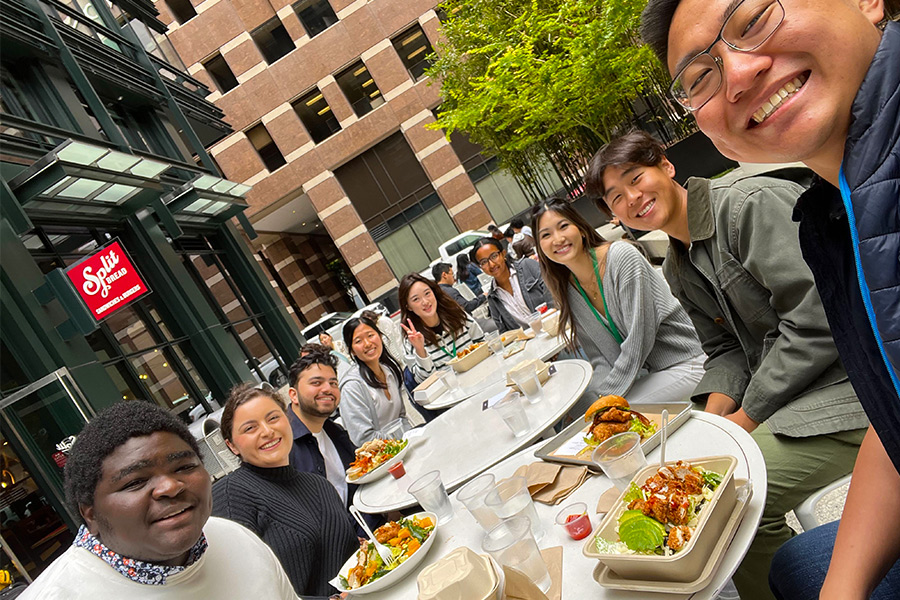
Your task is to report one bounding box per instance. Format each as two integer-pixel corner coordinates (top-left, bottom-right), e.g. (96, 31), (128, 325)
(21, 401), (297, 599)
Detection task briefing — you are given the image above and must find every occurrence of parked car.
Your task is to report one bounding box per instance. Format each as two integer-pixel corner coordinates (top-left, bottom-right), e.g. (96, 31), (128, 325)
(420, 229), (491, 279)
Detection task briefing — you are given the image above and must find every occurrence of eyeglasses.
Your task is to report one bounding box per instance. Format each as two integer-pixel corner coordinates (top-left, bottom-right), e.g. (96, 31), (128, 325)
(477, 251), (502, 268)
(669, 0), (785, 112)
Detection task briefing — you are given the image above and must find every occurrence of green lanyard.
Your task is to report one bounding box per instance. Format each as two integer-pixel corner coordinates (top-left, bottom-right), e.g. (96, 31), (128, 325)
(572, 247), (624, 344)
(437, 334), (457, 359)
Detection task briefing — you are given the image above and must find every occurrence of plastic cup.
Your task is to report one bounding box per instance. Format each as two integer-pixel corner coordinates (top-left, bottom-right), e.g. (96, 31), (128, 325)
(492, 393), (530, 437)
(528, 311), (544, 337)
(485, 330), (505, 356)
(457, 473), (502, 532)
(508, 364), (543, 403)
(438, 368), (459, 394)
(382, 417), (408, 441)
(591, 432), (648, 491)
(388, 460), (406, 479)
(555, 501), (592, 540)
(408, 470), (454, 524)
(482, 516), (551, 593)
(484, 476), (544, 541)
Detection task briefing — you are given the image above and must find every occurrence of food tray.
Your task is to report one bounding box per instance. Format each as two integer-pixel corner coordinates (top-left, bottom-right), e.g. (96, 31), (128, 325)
(583, 456), (739, 582)
(345, 442), (410, 485)
(448, 342), (490, 373)
(534, 401), (692, 468)
(592, 478), (752, 593)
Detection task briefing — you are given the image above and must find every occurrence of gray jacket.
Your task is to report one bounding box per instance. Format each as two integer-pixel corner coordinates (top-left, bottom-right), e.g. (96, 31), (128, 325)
(338, 363), (410, 446)
(439, 282), (486, 314)
(486, 258), (553, 332)
(663, 173), (868, 437)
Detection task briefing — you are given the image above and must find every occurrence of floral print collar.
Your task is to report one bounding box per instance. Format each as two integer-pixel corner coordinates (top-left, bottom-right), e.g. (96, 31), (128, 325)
(73, 524), (208, 585)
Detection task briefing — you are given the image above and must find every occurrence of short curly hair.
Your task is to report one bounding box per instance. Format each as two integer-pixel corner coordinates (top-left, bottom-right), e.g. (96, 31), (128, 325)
(289, 348), (338, 389)
(64, 400), (201, 523)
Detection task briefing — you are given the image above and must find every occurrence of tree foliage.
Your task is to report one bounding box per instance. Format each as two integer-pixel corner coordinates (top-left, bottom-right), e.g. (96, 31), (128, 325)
(427, 0), (685, 198)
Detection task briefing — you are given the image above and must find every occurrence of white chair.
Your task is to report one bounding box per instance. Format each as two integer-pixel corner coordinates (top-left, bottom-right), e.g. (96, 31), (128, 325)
(454, 282), (476, 301)
(794, 474), (852, 531)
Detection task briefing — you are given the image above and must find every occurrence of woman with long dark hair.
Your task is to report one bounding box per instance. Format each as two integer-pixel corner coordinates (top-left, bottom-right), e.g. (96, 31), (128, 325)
(532, 197), (704, 406)
(470, 237), (553, 333)
(398, 273), (485, 384)
(456, 254), (483, 295)
(339, 314), (411, 445)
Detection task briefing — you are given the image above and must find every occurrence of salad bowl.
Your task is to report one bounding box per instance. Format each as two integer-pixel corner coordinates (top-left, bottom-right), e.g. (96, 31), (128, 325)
(345, 441), (410, 485)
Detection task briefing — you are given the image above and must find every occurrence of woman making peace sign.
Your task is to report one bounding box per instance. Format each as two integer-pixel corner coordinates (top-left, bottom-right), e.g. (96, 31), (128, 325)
(398, 273), (485, 385)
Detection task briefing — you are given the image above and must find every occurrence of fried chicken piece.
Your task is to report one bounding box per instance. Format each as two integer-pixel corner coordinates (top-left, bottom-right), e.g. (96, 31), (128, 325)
(666, 526), (692, 551)
(591, 421), (631, 441)
(374, 521), (401, 543)
(596, 407), (633, 423)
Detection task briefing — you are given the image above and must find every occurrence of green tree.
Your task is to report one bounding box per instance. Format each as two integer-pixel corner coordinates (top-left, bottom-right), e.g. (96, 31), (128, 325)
(427, 0), (687, 198)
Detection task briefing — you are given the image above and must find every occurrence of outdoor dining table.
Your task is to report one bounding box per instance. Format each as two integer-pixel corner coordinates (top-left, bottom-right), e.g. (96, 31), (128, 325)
(353, 359), (592, 514)
(353, 411), (767, 600)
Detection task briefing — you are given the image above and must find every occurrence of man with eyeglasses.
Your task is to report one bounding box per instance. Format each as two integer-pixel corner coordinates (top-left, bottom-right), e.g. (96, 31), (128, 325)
(641, 1), (898, 598)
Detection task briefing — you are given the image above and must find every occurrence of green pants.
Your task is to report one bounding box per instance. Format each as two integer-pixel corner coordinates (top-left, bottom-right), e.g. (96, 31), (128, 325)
(732, 426), (866, 600)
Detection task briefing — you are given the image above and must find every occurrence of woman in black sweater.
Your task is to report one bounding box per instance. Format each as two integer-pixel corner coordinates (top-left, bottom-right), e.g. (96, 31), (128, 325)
(212, 383), (358, 599)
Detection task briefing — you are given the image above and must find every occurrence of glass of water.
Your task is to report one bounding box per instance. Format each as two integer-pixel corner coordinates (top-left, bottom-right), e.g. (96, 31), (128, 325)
(482, 516), (551, 593)
(484, 475), (544, 541)
(591, 432), (648, 491)
(492, 393), (530, 437)
(408, 470), (454, 524)
(456, 473), (501, 532)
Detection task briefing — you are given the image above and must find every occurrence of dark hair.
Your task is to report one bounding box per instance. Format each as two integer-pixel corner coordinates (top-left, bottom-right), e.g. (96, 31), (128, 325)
(455, 254), (471, 283)
(510, 218), (525, 229)
(342, 315), (403, 390)
(220, 383), (287, 445)
(640, 0), (683, 65)
(469, 237), (513, 275)
(289, 347), (338, 388)
(530, 196), (609, 351)
(431, 262), (452, 281)
(64, 401), (202, 522)
(585, 130), (668, 216)
(487, 224), (498, 232)
(398, 273), (468, 347)
(503, 227), (515, 240)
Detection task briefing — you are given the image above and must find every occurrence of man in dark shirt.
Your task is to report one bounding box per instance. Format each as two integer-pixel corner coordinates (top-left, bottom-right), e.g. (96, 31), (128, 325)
(432, 262), (486, 314)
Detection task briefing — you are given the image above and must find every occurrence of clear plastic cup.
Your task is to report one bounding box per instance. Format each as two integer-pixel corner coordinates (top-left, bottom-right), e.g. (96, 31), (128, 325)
(555, 501), (592, 540)
(438, 368), (459, 395)
(492, 393), (530, 436)
(485, 330), (505, 357)
(528, 311), (544, 337)
(482, 516), (551, 593)
(382, 417), (408, 441)
(591, 432), (648, 491)
(408, 470), (454, 524)
(484, 475), (544, 541)
(508, 363), (543, 403)
(456, 473), (501, 531)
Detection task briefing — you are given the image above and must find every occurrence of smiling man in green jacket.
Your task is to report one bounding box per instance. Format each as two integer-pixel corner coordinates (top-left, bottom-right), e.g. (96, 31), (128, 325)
(584, 130), (868, 600)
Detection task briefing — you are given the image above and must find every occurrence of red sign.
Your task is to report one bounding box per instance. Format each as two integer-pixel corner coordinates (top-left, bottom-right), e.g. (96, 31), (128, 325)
(65, 239), (150, 320)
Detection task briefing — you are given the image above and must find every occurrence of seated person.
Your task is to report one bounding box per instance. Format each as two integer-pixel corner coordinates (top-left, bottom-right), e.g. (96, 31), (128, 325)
(471, 237), (553, 333)
(509, 217), (534, 240)
(213, 384), (358, 598)
(532, 197), (705, 406)
(456, 254), (485, 296)
(21, 401), (297, 599)
(587, 130), (868, 599)
(340, 314), (414, 443)
(304, 339), (351, 382)
(432, 262), (486, 314)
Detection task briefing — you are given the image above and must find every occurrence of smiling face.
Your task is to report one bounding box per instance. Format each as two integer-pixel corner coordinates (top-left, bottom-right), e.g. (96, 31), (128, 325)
(290, 363), (339, 419)
(601, 159), (684, 233)
(349, 323), (384, 367)
(666, 0), (884, 176)
(537, 210), (586, 266)
(474, 244), (509, 280)
(406, 281), (438, 320)
(318, 332), (334, 349)
(226, 396), (292, 468)
(80, 431), (211, 566)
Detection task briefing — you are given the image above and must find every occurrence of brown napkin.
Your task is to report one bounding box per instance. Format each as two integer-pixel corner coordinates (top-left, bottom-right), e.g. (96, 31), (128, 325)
(502, 546), (562, 600)
(532, 465), (590, 505)
(512, 462), (561, 495)
(596, 486), (622, 514)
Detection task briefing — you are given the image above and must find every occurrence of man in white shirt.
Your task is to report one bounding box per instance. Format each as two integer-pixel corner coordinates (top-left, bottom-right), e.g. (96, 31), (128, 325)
(21, 401), (297, 599)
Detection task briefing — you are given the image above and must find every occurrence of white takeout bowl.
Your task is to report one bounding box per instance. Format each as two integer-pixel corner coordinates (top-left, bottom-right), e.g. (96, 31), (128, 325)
(330, 511), (439, 595)
(417, 547), (504, 600)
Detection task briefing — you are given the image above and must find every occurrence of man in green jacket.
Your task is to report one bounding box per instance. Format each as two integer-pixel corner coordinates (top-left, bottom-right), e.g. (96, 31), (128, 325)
(584, 130), (869, 600)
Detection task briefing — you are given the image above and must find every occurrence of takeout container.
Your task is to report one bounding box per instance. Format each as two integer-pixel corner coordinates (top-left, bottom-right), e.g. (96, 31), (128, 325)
(582, 455), (738, 583)
(417, 547), (504, 600)
(542, 309), (560, 337)
(505, 358), (550, 390)
(500, 328), (525, 345)
(449, 342), (490, 373)
(413, 371), (447, 406)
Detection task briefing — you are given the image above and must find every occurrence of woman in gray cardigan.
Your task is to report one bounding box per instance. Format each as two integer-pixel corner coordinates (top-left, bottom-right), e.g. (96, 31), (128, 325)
(470, 237), (554, 333)
(532, 198), (704, 409)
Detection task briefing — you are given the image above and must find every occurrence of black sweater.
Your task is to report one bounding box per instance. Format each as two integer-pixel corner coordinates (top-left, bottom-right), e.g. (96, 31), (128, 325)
(211, 463), (359, 598)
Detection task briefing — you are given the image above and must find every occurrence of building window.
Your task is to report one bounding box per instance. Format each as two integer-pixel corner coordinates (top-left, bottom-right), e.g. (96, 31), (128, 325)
(391, 24), (435, 82)
(246, 123), (286, 171)
(335, 60), (383, 117)
(203, 53), (238, 94)
(251, 18), (295, 65)
(292, 88), (340, 144)
(293, 0), (338, 38)
(165, 0), (196, 25)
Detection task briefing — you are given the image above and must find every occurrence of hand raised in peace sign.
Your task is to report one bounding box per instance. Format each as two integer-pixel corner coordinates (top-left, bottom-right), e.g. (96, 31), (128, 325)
(400, 318), (427, 357)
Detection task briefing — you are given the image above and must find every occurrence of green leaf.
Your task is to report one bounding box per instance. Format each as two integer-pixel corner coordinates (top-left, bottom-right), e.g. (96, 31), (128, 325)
(622, 482), (643, 504)
(701, 470), (723, 489)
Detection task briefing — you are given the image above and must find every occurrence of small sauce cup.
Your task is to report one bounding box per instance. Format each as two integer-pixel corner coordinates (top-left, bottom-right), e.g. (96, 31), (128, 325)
(388, 460), (406, 479)
(555, 501), (592, 540)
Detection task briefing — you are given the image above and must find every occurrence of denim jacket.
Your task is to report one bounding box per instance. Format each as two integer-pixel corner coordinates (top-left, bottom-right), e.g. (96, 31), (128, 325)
(663, 172), (868, 437)
(486, 258), (553, 333)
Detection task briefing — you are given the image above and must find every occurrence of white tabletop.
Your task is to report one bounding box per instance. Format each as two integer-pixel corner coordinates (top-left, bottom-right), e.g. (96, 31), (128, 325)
(353, 412), (766, 600)
(455, 330), (569, 393)
(353, 360), (592, 514)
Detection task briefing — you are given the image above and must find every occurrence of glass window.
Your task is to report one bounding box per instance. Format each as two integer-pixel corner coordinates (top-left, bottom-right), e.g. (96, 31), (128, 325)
(335, 60), (383, 117)
(391, 24), (435, 82)
(203, 53), (238, 94)
(292, 88), (340, 143)
(251, 18), (295, 65)
(246, 123), (286, 171)
(375, 201), (457, 277)
(293, 0), (338, 37)
(165, 0), (196, 25)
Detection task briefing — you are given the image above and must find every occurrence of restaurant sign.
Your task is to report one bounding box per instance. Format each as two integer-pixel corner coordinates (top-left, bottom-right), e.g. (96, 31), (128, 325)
(65, 239), (150, 320)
